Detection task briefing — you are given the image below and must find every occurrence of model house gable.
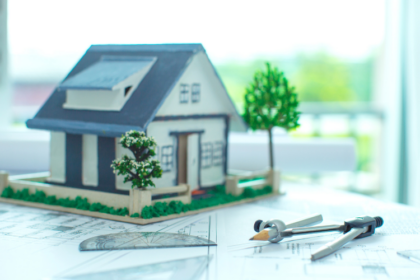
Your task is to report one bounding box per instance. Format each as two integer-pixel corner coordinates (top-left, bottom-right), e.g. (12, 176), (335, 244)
(155, 52), (246, 131)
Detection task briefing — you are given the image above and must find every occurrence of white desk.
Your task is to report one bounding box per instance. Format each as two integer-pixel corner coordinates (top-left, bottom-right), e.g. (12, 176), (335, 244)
(0, 182), (419, 280)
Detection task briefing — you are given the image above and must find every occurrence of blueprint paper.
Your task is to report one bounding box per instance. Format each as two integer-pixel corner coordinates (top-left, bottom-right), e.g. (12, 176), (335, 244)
(222, 186), (420, 279)
(55, 256), (211, 280)
(0, 203), (217, 280)
(398, 250), (420, 265)
(1, 184), (420, 279)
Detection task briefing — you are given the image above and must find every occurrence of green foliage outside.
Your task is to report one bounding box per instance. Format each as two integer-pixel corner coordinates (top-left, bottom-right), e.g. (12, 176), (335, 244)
(293, 53), (356, 102)
(1, 186), (129, 216)
(292, 132), (374, 172)
(139, 185), (273, 219)
(216, 53), (375, 175)
(216, 53), (373, 111)
(111, 130), (162, 189)
(243, 62), (300, 168)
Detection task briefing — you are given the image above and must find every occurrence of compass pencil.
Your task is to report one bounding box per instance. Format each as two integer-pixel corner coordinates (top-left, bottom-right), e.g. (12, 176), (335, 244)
(249, 228), (277, 241)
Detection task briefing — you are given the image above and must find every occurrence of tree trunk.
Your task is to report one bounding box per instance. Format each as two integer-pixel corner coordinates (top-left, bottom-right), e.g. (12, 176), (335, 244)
(268, 127), (274, 169)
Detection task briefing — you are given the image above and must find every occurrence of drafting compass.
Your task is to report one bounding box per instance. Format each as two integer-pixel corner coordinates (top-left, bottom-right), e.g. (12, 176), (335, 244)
(251, 214), (384, 260)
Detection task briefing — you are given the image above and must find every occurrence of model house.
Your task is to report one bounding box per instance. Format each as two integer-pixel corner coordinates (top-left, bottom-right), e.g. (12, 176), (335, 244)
(27, 44), (246, 194)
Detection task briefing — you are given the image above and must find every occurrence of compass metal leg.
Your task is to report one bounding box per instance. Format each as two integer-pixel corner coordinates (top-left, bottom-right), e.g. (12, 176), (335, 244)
(311, 227), (367, 260)
(285, 213), (323, 228)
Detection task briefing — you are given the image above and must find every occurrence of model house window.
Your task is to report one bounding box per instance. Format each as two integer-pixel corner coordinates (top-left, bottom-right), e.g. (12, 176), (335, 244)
(161, 145), (174, 171)
(213, 142), (223, 166)
(180, 84), (189, 103)
(201, 143), (213, 168)
(191, 83), (200, 103)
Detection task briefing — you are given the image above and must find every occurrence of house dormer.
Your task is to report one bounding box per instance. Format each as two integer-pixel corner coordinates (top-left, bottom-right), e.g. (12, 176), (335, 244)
(60, 56), (156, 111)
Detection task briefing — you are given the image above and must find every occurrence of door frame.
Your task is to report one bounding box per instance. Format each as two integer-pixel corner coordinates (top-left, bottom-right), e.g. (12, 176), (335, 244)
(170, 130), (204, 187)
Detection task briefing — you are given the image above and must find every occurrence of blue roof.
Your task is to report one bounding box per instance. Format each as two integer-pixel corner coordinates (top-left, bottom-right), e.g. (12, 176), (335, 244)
(59, 56), (156, 90)
(26, 44), (246, 136)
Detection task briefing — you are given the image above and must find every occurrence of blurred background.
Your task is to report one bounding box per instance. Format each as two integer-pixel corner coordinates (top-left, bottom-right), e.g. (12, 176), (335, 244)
(0, 0), (419, 206)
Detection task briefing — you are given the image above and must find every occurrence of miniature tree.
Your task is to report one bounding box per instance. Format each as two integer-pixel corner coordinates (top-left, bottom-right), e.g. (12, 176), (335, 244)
(243, 62), (300, 169)
(111, 130), (162, 189)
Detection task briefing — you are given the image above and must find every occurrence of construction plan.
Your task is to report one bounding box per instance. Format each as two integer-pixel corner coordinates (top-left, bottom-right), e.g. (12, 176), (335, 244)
(1, 184), (420, 280)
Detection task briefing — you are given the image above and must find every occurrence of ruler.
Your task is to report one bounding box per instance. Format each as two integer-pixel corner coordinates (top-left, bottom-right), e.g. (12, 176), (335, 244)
(79, 232), (217, 251)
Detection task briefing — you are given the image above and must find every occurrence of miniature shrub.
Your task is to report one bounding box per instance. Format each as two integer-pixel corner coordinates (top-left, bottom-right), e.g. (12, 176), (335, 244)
(13, 189), (29, 200)
(99, 206), (111, 213)
(32, 190), (47, 203)
(57, 197), (77, 208)
(111, 130), (162, 189)
(89, 202), (103, 212)
(1, 187), (129, 217)
(169, 201), (183, 214)
(44, 195), (57, 205)
(243, 187), (257, 198)
(118, 208), (129, 216)
(75, 197), (90, 210)
(1, 186), (14, 198)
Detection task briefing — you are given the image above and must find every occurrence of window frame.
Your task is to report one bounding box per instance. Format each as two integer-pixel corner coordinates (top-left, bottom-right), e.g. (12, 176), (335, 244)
(161, 145), (174, 172)
(191, 83), (200, 103)
(212, 141), (224, 166)
(201, 142), (213, 168)
(179, 84), (189, 104)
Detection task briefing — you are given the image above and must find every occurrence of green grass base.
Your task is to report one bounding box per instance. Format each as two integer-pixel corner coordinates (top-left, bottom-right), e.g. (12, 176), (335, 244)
(140, 185), (272, 219)
(0, 186), (129, 216)
(1, 185), (273, 220)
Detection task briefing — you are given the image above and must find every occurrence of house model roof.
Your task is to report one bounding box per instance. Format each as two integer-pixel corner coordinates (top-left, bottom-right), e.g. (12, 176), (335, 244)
(27, 44), (246, 136)
(59, 56), (157, 90)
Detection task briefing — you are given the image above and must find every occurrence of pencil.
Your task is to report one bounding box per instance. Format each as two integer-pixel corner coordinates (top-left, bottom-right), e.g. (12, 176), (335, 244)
(249, 228), (278, 241)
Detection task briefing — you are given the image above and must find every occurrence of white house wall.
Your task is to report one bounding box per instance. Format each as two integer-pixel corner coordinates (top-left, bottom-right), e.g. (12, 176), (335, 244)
(147, 118), (226, 188)
(49, 131), (66, 183)
(155, 51), (246, 132)
(63, 89), (124, 111)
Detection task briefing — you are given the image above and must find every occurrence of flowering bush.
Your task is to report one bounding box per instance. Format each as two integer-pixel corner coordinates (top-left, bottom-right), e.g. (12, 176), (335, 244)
(111, 130), (162, 189)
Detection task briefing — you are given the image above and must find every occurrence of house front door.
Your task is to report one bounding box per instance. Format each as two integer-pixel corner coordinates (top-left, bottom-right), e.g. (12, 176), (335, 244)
(177, 134), (188, 185)
(187, 134), (199, 191)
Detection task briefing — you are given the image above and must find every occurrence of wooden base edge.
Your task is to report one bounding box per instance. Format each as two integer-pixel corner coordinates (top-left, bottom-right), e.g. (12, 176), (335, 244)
(0, 193), (279, 225)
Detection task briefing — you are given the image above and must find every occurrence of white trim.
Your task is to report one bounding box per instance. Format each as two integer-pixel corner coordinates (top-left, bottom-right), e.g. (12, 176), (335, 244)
(187, 133), (199, 190)
(82, 134), (98, 187)
(63, 89), (124, 111)
(49, 131), (66, 183)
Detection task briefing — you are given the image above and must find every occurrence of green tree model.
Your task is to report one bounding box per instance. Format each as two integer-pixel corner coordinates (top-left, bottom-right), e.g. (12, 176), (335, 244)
(111, 130), (162, 189)
(243, 62), (300, 169)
